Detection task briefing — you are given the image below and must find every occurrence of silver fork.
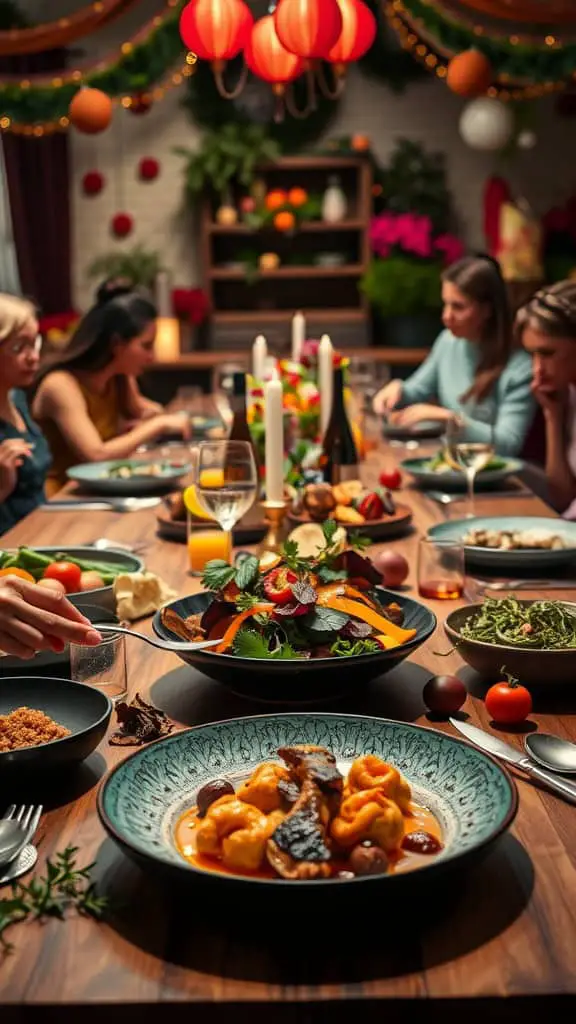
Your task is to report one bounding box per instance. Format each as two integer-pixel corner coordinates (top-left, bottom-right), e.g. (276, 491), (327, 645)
(1, 805), (43, 865)
(94, 623), (222, 652)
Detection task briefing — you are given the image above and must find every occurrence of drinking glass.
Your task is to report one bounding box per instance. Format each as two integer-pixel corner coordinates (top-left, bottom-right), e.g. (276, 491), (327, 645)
(187, 513), (232, 576)
(211, 363), (244, 432)
(194, 440), (258, 535)
(417, 538), (465, 601)
(69, 632), (128, 703)
(444, 417), (495, 517)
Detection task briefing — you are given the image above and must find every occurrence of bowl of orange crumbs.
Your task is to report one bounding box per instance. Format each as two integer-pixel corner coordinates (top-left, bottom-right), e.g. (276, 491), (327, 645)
(0, 676), (112, 770)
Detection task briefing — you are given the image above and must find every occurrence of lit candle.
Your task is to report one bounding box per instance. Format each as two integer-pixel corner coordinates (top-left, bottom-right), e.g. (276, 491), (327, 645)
(264, 371), (284, 503)
(318, 334), (334, 436)
(252, 334), (267, 382)
(154, 317), (180, 361)
(291, 311), (305, 363)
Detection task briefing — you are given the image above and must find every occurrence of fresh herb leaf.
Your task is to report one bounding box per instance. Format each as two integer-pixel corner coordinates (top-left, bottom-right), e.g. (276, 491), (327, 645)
(281, 538), (309, 574)
(235, 554), (260, 591)
(235, 592), (262, 612)
(270, 639), (303, 660)
(271, 600), (303, 618)
(291, 579), (317, 606)
(322, 519), (338, 546)
(201, 559), (236, 593)
(330, 638), (381, 657)
(232, 628), (303, 659)
(348, 532), (372, 551)
(303, 606), (350, 634)
(0, 847), (106, 956)
(317, 565), (347, 584)
(342, 619), (373, 639)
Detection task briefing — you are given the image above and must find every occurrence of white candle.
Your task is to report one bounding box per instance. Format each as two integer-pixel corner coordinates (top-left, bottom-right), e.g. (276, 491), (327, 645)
(154, 317), (180, 361)
(291, 310), (305, 363)
(264, 371), (284, 503)
(155, 271), (172, 318)
(252, 333), (267, 382)
(318, 333), (334, 436)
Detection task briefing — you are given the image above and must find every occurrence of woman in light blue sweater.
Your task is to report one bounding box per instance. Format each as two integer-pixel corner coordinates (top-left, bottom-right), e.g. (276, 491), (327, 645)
(373, 255), (536, 456)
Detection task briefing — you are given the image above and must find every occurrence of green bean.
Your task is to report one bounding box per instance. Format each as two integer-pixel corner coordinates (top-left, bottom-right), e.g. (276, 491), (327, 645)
(461, 597), (576, 650)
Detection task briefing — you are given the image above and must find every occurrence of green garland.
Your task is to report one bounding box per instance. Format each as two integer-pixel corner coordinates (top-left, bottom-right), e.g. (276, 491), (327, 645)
(401, 0), (576, 84)
(0, 8), (185, 124)
(359, 0), (426, 90)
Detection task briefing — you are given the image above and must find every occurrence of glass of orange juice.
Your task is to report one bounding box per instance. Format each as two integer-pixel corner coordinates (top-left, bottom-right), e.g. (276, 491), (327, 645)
(186, 513), (232, 576)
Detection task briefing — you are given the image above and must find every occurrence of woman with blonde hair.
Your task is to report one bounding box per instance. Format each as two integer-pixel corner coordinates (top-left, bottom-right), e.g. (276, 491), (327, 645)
(517, 280), (576, 516)
(0, 293), (50, 534)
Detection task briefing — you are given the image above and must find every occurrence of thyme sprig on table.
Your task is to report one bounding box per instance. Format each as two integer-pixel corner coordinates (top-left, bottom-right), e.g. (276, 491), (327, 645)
(0, 846), (106, 955)
(460, 597), (576, 650)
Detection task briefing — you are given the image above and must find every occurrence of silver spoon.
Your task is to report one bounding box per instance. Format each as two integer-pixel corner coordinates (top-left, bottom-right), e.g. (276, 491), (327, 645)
(94, 623), (221, 653)
(525, 733), (576, 774)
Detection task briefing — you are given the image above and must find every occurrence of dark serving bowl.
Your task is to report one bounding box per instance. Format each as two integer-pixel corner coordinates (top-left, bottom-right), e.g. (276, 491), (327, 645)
(0, 676), (112, 771)
(153, 588), (437, 704)
(445, 600), (576, 685)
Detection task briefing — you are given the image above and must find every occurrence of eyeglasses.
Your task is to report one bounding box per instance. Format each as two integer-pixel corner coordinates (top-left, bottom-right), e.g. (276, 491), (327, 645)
(1, 334), (42, 356)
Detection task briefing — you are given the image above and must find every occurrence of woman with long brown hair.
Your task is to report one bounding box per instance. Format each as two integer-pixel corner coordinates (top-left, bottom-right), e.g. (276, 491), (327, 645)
(516, 280), (576, 516)
(372, 255), (535, 455)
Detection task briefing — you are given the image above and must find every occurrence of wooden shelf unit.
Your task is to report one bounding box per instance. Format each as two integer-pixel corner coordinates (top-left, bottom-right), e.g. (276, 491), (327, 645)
(200, 154), (373, 351)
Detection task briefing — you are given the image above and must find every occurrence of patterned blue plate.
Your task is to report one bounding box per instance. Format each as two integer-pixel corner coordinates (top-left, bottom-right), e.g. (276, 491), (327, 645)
(402, 457), (523, 492)
(67, 459), (190, 496)
(98, 713), (517, 889)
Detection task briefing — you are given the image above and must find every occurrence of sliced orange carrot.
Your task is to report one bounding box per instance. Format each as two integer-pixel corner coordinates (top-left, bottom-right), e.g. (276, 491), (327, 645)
(215, 603), (275, 653)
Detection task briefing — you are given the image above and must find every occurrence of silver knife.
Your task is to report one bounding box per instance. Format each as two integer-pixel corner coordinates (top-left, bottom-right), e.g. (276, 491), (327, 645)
(39, 497), (161, 512)
(450, 718), (576, 805)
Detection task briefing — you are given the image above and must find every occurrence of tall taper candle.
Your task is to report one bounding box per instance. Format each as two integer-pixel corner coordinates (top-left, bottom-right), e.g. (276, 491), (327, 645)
(264, 371), (284, 503)
(252, 334), (267, 382)
(318, 333), (334, 436)
(291, 311), (305, 363)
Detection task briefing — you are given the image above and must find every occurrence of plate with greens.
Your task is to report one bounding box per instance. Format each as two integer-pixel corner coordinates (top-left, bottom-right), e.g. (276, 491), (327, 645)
(401, 454), (523, 491)
(445, 597), (576, 684)
(428, 516), (576, 571)
(67, 459), (190, 496)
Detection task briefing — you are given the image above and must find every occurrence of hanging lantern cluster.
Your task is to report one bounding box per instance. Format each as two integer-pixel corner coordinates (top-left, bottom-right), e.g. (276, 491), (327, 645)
(179, 0), (377, 119)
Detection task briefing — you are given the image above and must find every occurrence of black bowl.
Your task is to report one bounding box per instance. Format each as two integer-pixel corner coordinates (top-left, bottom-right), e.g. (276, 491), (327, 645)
(153, 589), (437, 704)
(0, 676), (112, 771)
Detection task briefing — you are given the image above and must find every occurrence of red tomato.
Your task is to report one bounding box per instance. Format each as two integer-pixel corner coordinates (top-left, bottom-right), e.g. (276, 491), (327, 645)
(379, 468), (402, 490)
(485, 675), (532, 724)
(263, 566), (298, 605)
(43, 561), (82, 594)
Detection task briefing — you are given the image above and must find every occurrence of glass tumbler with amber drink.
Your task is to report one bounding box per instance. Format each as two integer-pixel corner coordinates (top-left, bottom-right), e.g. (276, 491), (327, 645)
(417, 538), (465, 601)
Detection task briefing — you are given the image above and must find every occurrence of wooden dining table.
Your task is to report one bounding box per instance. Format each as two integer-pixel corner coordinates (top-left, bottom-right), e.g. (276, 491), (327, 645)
(2, 439), (576, 1023)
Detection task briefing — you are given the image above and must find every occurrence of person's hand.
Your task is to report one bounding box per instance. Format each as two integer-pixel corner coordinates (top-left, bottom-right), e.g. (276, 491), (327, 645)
(0, 577), (102, 660)
(531, 379), (567, 421)
(391, 403), (451, 429)
(154, 412), (191, 441)
(0, 438), (32, 502)
(372, 380), (403, 416)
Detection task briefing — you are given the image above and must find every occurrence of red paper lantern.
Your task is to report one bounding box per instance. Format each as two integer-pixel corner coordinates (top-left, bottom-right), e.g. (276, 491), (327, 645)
(111, 213), (133, 238)
(139, 157), (160, 182)
(328, 0), (376, 65)
(446, 50), (492, 97)
(82, 170), (104, 196)
(69, 88), (113, 134)
(179, 0), (252, 61)
(245, 16), (304, 88)
(274, 0), (343, 60)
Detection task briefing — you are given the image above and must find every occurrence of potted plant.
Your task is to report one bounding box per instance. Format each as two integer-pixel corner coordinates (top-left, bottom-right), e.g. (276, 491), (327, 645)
(87, 245), (164, 291)
(175, 122), (281, 207)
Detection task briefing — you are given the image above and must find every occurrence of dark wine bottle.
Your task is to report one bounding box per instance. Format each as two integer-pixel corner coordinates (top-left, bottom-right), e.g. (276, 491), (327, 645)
(321, 366), (359, 484)
(228, 372), (253, 445)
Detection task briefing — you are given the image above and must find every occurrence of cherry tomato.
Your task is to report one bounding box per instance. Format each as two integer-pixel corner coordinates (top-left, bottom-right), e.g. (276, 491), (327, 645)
(485, 674), (532, 724)
(0, 567), (35, 583)
(379, 468), (402, 491)
(263, 566), (298, 605)
(423, 675), (467, 715)
(43, 561), (82, 594)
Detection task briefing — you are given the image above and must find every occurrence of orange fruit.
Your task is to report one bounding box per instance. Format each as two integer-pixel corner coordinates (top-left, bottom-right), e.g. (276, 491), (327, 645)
(287, 187), (308, 207)
(273, 210), (295, 232)
(0, 567), (35, 582)
(265, 189), (287, 211)
(351, 134), (370, 151)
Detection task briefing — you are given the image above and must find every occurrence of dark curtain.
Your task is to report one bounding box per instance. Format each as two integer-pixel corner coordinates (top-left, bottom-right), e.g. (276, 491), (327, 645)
(0, 48), (71, 314)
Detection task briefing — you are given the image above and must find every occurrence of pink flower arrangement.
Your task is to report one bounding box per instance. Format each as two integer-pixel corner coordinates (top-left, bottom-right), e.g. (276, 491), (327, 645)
(369, 212), (464, 266)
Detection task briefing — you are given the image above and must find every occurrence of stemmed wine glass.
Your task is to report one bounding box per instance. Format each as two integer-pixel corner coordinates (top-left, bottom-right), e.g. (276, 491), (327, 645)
(194, 440), (258, 538)
(444, 417), (495, 518)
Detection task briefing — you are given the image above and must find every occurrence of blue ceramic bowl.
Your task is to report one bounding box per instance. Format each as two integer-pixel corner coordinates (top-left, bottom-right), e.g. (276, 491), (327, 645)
(67, 459), (190, 496)
(401, 457), (523, 492)
(153, 588), (437, 704)
(428, 516), (576, 572)
(98, 712), (517, 890)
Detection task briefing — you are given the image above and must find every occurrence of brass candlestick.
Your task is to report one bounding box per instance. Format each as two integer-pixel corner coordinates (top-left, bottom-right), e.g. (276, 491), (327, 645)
(256, 499), (289, 558)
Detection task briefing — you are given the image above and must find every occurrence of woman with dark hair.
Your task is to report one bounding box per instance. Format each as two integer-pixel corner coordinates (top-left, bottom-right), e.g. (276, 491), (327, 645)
(33, 284), (188, 494)
(372, 255), (535, 455)
(516, 280), (576, 516)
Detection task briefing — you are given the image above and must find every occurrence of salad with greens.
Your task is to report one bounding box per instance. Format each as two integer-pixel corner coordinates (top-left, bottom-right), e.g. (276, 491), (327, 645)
(425, 451), (507, 475)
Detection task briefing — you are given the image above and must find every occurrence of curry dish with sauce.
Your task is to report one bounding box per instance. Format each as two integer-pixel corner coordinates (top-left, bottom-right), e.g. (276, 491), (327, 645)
(175, 744), (443, 881)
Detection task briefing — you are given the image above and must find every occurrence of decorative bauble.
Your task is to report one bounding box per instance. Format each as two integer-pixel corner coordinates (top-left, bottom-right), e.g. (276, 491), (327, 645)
(111, 213), (133, 238)
(447, 49), (492, 97)
(274, 0), (343, 60)
(517, 130), (537, 150)
(328, 0), (376, 66)
(82, 171), (104, 196)
(179, 0), (252, 61)
(69, 88), (113, 134)
(459, 97), (514, 152)
(244, 15), (304, 88)
(139, 157), (160, 181)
